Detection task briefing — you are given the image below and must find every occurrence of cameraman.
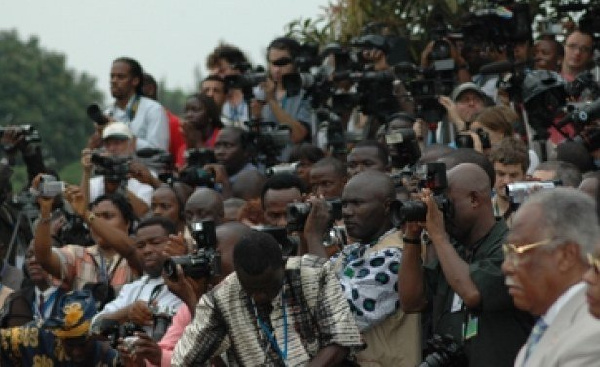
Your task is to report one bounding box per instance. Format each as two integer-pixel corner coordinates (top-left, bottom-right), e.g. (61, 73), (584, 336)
(82, 122), (154, 217)
(251, 37), (311, 146)
(0, 125), (47, 187)
(399, 163), (533, 366)
(119, 221), (253, 367)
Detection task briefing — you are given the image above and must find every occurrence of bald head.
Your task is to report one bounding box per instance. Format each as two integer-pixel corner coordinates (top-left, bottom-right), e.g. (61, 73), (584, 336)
(215, 221), (252, 283)
(185, 188), (225, 225)
(232, 170), (266, 200)
(448, 163), (492, 199)
(346, 171), (395, 201)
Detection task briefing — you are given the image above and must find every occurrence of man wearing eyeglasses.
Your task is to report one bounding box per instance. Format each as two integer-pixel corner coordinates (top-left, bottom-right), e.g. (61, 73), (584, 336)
(399, 163), (533, 367)
(561, 30), (594, 83)
(502, 188), (600, 367)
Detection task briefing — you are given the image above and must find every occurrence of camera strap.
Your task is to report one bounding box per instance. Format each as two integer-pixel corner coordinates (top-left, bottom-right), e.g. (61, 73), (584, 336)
(125, 94), (141, 122)
(91, 253), (123, 285)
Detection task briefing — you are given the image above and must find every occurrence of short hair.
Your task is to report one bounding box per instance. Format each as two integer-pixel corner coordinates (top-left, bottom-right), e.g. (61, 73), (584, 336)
(90, 194), (138, 234)
(187, 93), (224, 129)
(311, 157), (346, 177)
(288, 143), (325, 164)
(220, 126), (253, 151)
(201, 74), (228, 93)
(113, 57), (144, 95)
(351, 140), (390, 167)
(557, 141), (595, 174)
(536, 160), (582, 187)
(523, 188), (600, 257)
(260, 173), (307, 209)
(489, 137), (530, 174)
(439, 148), (496, 187)
(267, 37), (301, 59)
(472, 106), (517, 136)
(233, 230), (284, 275)
(206, 42), (248, 69)
(136, 216), (177, 236)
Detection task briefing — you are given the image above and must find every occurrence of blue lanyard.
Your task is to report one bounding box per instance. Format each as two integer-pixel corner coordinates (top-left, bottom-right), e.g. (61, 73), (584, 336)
(257, 297), (288, 361)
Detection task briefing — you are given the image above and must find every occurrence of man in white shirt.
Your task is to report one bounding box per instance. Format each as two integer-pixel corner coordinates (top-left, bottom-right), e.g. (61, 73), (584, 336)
(91, 217), (182, 337)
(106, 57), (169, 151)
(502, 188), (600, 367)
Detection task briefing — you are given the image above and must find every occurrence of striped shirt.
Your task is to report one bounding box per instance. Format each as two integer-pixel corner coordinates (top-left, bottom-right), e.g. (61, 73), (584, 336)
(172, 255), (364, 366)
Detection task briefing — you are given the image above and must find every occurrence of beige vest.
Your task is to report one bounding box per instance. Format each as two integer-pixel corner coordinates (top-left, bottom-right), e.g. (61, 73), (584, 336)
(356, 230), (422, 367)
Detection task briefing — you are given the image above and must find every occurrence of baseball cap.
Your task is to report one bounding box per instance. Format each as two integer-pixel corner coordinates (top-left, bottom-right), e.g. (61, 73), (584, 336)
(102, 122), (133, 140)
(451, 82), (486, 102)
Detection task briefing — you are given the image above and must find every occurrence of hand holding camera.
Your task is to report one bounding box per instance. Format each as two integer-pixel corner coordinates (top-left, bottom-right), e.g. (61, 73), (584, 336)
(119, 331), (162, 367)
(127, 300), (154, 327)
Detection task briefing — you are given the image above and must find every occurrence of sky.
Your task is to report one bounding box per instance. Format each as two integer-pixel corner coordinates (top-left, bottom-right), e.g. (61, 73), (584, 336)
(0, 0), (330, 102)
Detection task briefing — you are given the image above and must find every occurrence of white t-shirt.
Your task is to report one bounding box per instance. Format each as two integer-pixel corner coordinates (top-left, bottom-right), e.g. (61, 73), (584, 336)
(89, 175), (153, 206)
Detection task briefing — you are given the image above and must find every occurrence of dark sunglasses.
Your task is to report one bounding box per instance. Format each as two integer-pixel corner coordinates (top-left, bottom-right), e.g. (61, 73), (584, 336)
(270, 57), (293, 66)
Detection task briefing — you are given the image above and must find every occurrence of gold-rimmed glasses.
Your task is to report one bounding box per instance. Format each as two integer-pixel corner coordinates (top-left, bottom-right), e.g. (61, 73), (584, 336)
(587, 253), (600, 274)
(502, 239), (552, 266)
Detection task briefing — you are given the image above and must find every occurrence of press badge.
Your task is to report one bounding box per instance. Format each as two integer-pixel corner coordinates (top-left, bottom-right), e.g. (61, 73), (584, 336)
(463, 315), (479, 340)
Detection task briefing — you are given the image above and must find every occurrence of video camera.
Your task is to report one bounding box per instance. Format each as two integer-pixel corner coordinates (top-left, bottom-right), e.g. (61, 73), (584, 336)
(136, 148), (175, 184)
(316, 108), (363, 156)
(38, 174), (65, 198)
(286, 198), (343, 232)
(245, 120), (290, 168)
(0, 125), (41, 144)
(179, 148), (216, 188)
(265, 161), (298, 177)
(384, 123), (421, 168)
(455, 128), (491, 150)
(163, 220), (220, 281)
(506, 180), (561, 208)
(90, 151), (131, 184)
(390, 162), (452, 226)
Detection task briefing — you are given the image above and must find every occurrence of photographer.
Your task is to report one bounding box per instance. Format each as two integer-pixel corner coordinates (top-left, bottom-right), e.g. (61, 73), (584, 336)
(34, 184), (141, 295)
(306, 171), (420, 365)
(437, 83), (488, 142)
(399, 163), (533, 366)
(119, 221), (252, 367)
(0, 125), (47, 187)
(251, 37), (311, 145)
(90, 217), (182, 336)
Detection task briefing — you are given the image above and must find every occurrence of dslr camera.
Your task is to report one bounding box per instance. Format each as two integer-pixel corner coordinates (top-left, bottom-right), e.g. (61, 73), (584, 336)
(91, 151), (130, 184)
(390, 162), (451, 226)
(286, 198), (343, 232)
(163, 220), (221, 280)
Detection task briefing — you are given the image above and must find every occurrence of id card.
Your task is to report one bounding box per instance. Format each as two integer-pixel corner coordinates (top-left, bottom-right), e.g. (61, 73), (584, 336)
(463, 315), (479, 340)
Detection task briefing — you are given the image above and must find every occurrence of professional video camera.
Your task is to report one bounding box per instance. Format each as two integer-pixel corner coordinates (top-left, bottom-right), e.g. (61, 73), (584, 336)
(253, 225), (301, 257)
(455, 128), (491, 150)
(286, 198), (342, 232)
(163, 220), (220, 281)
(316, 108), (363, 156)
(419, 334), (467, 367)
(522, 70), (567, 141)
(0, 125), (41, 144)
(90, 151), (131, 184)
(461, 2), (532, 47)
(86, 104), (110, 126)
(223, 67), (267, 102)
(245, 120), (290, 168)
(390, 162), (452, 226)
(179, 148), (216, 188)
(556, 99), (600, 153)
(506, 180), (561, 208)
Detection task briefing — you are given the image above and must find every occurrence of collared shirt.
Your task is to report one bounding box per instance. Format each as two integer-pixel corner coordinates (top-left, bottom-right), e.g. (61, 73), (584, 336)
(542, 282), (586, 326)
(107, 94), (170, 151)
(172, 255), (364, 366)
(33, 286), (59, 320)
(331, 229), (402, 331)
(91, 275), (182, 335)
(55, 244), (135, 294)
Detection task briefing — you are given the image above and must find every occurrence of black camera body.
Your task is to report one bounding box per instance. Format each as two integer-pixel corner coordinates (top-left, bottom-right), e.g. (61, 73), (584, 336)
(419, 334), (467, 367)
(163, 220), (220, 280)
(265, 162), (298, 177)
(245, 120), (290, 168)
(179, 148), (216, 188)
(286, 198), (342, 232)
(86, 104), (110, 126)
(390, 162), (451, 226)
(91, 152), (130, 183)
(455, 128), (491, 150)
(385, 127), (421, 168)
(253, 225), (301, 257)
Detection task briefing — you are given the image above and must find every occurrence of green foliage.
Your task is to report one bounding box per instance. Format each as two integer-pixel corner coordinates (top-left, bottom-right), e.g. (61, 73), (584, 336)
(157, 81), (187, 116)
(0, 30), (103, 170)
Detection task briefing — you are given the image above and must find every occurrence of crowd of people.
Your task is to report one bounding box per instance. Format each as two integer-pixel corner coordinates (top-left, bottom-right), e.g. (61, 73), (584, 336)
(1, 9), (600, 367)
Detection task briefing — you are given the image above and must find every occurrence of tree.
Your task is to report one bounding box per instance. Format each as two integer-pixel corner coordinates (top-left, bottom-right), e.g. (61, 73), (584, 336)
(0, 30), (103, 169)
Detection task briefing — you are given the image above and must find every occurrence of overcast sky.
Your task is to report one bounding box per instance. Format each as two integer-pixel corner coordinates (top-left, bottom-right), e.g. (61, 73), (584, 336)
(0, 0), (329, 103)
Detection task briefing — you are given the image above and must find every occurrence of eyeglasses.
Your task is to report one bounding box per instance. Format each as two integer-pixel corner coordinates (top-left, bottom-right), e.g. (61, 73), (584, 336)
(566, 43), (592, 54)
(587, 253), (600, 274)
(502, 239), (552, 266)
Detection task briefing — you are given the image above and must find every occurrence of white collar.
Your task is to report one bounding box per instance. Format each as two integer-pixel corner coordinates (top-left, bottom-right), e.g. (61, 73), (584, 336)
(542, 282), (586, 326)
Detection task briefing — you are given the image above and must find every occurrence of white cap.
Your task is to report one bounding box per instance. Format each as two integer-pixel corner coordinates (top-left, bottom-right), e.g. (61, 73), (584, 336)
(102, 122), (133, 140)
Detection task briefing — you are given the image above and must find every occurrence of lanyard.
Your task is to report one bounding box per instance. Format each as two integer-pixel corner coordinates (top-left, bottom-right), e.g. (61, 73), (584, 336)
(33, 289), (59, 319)
(125, 94), (141, 122)
(255, 296), (288, 361)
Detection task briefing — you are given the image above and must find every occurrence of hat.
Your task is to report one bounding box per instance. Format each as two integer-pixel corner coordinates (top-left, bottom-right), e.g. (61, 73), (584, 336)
(44, 290), (97, 338)
(450, 82), (486, 102)
(102, 122), (133, 140)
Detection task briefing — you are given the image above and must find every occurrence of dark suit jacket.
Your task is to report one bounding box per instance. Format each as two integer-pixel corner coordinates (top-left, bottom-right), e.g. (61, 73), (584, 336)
(0, 286), (65, 327)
